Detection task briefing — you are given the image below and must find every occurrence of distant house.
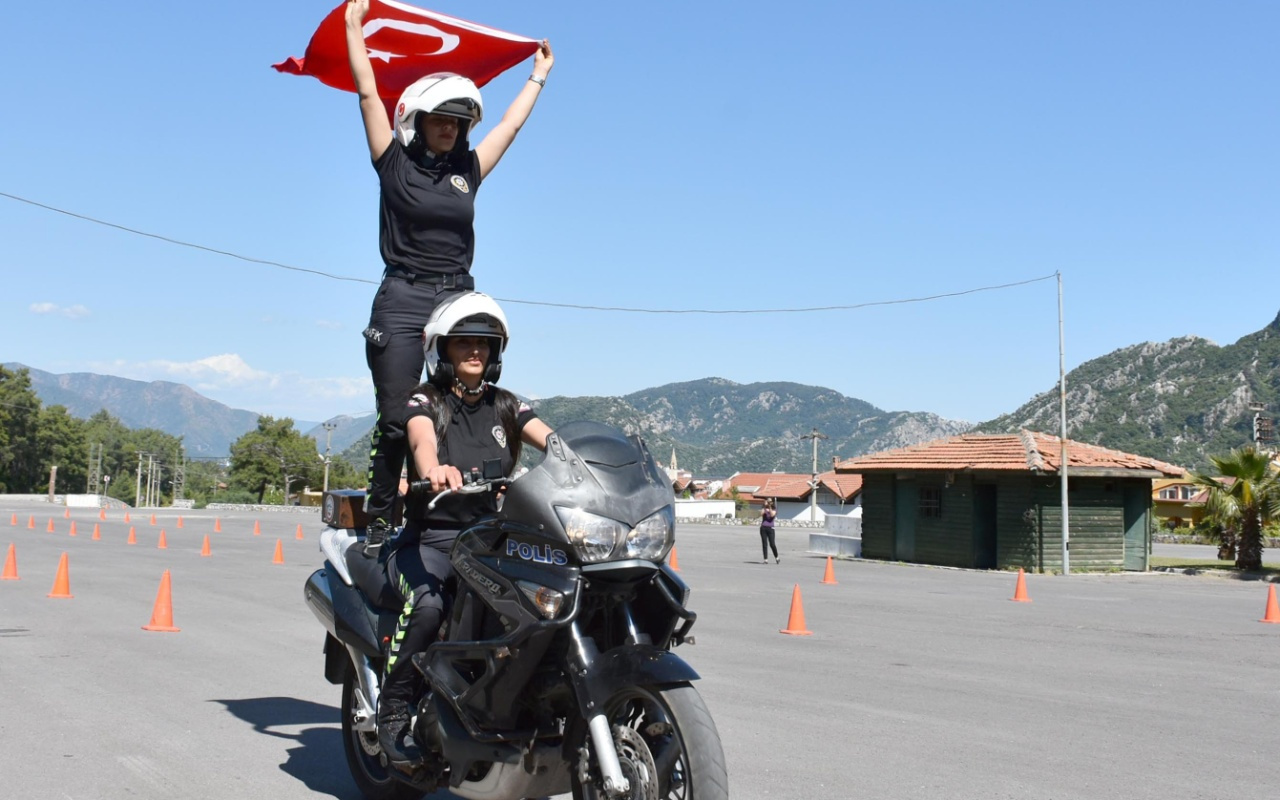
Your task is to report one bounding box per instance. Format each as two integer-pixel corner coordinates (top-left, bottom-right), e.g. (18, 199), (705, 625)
(1151, 478), (1208, 528)
(726, 471), (862, 521)
(836, 432), (1184, 572)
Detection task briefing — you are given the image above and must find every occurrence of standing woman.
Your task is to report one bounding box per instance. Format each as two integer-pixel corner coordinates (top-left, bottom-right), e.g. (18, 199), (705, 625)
(760, 498), (779, 564)
(345, 0), (554, 552)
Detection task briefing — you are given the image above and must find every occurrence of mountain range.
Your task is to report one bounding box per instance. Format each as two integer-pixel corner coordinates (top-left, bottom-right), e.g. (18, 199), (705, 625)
(9, 310), (1280, 472)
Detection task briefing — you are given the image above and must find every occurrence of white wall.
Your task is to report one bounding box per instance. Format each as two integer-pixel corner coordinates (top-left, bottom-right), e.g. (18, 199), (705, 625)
(775, 496), (861, 522)
(674, 499), (736, 519)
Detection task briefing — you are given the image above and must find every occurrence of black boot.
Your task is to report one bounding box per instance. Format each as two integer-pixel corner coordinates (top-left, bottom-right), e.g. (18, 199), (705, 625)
(363, 518), (393, 558)
(377, 697), (422, 769)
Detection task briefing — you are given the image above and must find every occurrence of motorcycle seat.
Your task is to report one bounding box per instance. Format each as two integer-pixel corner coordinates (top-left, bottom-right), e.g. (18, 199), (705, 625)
(346, 549), (402, 611)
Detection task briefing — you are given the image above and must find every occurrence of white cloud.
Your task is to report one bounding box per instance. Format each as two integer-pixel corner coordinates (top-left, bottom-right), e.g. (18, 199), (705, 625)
(30, 302), (90, 319)
(315, 319), (344, 330)
(87, 354), (372, 419)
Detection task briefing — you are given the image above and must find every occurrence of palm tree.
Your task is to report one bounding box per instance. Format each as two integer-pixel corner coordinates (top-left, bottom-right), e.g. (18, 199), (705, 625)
(1191, 447), (1280, 570)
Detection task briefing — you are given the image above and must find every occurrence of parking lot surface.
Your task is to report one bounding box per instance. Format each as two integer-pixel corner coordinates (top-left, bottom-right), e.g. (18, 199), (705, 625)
(2, 502), (1277, 799)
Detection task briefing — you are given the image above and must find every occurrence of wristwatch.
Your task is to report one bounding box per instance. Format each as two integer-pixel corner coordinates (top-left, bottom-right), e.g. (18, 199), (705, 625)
(529, 74), (546, 87)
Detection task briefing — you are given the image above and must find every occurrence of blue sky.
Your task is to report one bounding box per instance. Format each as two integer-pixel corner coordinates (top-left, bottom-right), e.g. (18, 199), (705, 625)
(2, 1), (1276, 426)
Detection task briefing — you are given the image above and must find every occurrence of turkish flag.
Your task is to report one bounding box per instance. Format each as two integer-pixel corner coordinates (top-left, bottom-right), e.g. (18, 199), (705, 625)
(274, 0), (539, 123)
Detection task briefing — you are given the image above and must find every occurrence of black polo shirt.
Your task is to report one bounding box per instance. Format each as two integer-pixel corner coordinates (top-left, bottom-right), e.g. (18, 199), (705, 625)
(404, 387), (537, 526)
(374, 144), (482, 277)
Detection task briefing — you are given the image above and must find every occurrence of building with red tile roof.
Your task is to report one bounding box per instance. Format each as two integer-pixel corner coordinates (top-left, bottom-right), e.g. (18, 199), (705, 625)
(835, 432), (1184, 573)
(726, 471), (862, 521)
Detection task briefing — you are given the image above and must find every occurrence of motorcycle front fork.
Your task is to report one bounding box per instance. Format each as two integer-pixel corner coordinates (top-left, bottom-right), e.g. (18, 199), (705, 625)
(569, 621), (632, 798)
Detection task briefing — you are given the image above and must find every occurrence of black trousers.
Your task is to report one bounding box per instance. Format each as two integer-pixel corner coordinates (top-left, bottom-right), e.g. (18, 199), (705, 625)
(381, 525), (458, 706)
(363, 276), (467, 522)
(760, 526), (778, 560)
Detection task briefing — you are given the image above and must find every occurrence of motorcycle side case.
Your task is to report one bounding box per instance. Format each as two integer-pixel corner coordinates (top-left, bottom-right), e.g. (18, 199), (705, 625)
(304, 567), (382, 659)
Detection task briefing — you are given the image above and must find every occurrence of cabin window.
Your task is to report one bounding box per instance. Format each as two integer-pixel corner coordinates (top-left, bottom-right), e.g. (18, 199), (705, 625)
(919, 485), (942, 518)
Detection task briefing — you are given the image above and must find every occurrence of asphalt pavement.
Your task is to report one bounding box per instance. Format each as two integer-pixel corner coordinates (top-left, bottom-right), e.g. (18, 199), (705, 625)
(2, 501), (1278, 800)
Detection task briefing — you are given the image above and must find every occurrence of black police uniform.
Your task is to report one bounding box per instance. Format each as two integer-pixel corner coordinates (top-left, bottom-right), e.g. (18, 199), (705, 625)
(380, 386), (538, 716)
(362, 142), (482, 528)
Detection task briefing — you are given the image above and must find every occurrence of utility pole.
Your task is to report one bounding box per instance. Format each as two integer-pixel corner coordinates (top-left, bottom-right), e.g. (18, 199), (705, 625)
(135, 452), (144, 508)
(1058, 271), (1070, 576)
(322, 420), (339, 493)
(87, 443), (103, 494)
(172, 446), (186, 502)
(800, 428), (828, 522)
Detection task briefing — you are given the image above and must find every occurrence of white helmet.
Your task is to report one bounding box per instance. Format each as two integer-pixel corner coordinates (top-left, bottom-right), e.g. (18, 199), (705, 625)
(423, 292), (509, 388)
(394, 73), (484, 149)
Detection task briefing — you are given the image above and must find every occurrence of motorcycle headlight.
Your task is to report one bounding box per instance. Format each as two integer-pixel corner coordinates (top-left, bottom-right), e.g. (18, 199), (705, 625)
(625, 506), (674, 560)
(556, 507), (629, 563)
(555, 506), (675, 564)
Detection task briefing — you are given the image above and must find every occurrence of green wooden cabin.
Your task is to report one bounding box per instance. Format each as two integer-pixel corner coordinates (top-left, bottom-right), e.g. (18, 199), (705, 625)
(837, 433), (1184, 573)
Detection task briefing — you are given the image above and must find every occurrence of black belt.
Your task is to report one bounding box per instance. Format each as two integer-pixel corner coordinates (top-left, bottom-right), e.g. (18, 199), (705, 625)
(385, 270), (474, 290)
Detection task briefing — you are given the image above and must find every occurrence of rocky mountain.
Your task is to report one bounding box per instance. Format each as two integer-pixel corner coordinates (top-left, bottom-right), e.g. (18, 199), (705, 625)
(510, 379), (969, 474)
(4, 363), (268, 456)
(302, 413), (378, 458)
(977, 311), (1280, 468)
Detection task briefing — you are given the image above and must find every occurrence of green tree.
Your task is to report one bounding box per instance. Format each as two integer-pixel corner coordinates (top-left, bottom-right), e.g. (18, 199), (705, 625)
(1191, 447), (1280, 571)
(0, 366), (45, 491)
(37, 405), (88, 493)
(229, 416), (324, 504)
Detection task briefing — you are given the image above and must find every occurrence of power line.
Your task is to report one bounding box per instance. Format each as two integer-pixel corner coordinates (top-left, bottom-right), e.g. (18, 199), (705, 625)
(2, 190), (1057, 314)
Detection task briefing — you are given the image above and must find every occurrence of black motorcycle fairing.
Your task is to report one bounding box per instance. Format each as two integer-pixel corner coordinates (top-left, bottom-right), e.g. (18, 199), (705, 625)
(499, 421), (674, 533)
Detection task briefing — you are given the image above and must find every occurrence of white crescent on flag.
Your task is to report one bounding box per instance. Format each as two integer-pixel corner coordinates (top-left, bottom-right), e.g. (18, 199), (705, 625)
(274, 0), (539, 123)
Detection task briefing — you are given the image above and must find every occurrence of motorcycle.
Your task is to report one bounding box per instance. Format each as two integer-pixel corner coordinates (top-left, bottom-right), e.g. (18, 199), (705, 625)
(303, 420), (728, 800)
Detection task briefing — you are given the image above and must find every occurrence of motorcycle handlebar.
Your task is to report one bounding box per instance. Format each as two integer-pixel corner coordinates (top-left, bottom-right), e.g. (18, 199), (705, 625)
(407, 478), (503, 512)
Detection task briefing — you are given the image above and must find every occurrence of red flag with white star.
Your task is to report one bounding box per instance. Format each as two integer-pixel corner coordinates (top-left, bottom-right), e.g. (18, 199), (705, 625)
(274, 0), (539, 123)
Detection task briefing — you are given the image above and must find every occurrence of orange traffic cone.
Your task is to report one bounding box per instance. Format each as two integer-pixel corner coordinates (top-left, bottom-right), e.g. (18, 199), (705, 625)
(142, 570), (180, 632)
(47, 552), (73, 598)
(63, 507), (70, 519)
(214, 517), (222, 533)
(92, 523), (101, 541)
(200, 535), (211, 557)
(124, 511), (131, 523)
(69, 521), (78, 537)
(1011, 569), (1032, 603)
(127, 526), (137, 545)
(1262, 585), (1280, 624)
(272, 539), (285, 564)
(157, 530), (168, 549)
(98, 508), (106, 521)
(295, 523), (304, 540)
(149, 513), (156, 526)
(821, 556), (838, 585)
(46, 518), (55, 533)
(177, 516), (184, 529)
(668, 546), (680, 572)
(27, 515), (35, 529)
(10, 513), (17, 526)
(780, 584), (813, 636)
(253, 520), (261, 536)
(2, 543), (18, 580)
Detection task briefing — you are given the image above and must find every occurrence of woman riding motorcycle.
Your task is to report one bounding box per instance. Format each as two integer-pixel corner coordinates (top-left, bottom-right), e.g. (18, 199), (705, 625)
(371, 292), (552, 769)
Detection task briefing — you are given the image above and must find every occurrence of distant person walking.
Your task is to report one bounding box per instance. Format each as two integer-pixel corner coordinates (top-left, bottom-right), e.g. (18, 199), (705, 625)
(760, 498), (779, 563)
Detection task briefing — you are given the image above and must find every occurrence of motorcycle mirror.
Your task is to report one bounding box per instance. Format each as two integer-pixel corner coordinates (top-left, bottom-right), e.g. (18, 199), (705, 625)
(482, 458), (504, 480)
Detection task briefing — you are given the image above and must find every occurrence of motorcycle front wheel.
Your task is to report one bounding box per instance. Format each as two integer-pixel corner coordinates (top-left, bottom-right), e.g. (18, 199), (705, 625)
(571, 682), (728, 800)
(340, 669), (423, 800)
